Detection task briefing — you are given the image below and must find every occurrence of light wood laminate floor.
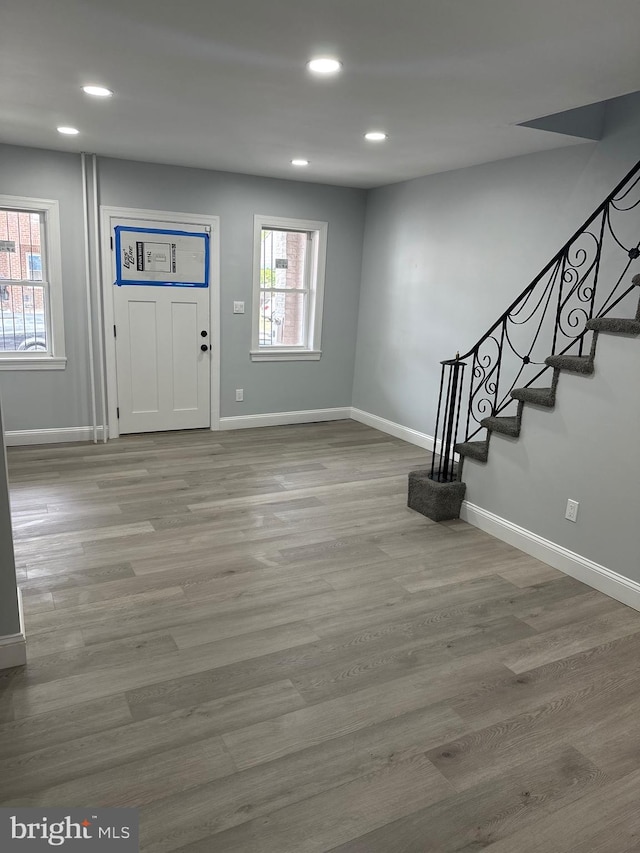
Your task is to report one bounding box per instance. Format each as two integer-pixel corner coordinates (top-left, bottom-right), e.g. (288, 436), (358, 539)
(2, 420), (640, 852)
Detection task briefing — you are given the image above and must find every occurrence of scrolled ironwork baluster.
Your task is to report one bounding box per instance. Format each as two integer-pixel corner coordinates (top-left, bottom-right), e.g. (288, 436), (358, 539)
(465, 349), (479, 441)
(491, 321), (506, 416)
(588, 207), (607, 322)
(551, 253), (567, 356)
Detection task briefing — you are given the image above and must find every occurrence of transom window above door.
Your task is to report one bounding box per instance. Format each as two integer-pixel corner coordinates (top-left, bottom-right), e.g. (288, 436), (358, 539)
(251, 215), (328, 361)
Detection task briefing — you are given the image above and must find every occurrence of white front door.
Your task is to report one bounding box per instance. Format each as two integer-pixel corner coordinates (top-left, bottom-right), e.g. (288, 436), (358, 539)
(110, 218), (211, 434)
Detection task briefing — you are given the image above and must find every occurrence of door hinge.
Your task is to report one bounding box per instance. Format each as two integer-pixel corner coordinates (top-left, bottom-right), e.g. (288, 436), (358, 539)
(113, 325), (117, 337)
(117, 407), (120, 419)
(110, 236), (113, 250)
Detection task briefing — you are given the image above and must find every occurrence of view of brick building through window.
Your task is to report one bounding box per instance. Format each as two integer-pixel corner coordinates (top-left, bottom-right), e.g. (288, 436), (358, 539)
(0, 209), (47, 352)
(260, 229), (307, 346)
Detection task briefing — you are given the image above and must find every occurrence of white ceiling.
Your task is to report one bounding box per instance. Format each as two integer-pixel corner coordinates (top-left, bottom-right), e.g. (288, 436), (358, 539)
(1, 0), (640, 188)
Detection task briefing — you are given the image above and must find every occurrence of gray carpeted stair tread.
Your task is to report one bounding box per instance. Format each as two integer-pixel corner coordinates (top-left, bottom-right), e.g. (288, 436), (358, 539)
(511, 386), (556, 407)
(454, 440), (489, 462)
(545, 354), (594, 374)
(586, 317), (640, 335)
(480, 415), (521, 437)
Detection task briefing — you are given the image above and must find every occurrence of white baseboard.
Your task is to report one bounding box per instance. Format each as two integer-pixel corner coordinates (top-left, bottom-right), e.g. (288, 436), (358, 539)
(0, 589), (26, 670)
(219, 407), (351, 431)
(4, 409), (431, 449)
(461, 501), (640, 613)
(5, 426), (107, 447)
(350, 408), (436, 452)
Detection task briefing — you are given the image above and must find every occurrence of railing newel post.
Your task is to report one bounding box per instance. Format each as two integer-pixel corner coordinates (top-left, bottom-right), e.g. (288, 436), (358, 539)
(435, 353), (466, 484)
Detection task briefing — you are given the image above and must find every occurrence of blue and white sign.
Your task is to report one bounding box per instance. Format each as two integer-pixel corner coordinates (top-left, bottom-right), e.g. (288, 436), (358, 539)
(115, 227), (209, 288)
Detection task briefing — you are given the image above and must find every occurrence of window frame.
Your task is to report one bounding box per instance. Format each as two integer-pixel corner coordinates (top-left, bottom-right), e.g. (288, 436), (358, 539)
(250, 214), (328, 362)
(0, 195), (66, 370)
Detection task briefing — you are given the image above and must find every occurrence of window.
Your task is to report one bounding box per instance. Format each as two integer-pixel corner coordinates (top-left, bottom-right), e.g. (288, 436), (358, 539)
(26, 252), (43, 281)
(0, 196), (65, 369)
(251, 215), (328, 361)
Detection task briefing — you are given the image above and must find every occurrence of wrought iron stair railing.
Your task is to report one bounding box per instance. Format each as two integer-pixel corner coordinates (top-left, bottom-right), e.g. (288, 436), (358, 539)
(430, 157), (640, 483)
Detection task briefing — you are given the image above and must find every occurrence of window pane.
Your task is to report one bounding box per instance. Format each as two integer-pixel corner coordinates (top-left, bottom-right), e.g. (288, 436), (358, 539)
(0, 284), (47, 352)
(260, 229), (307, 289)
(27, 252), (43, 281)
(260, 290), (306, 347)
(0, 210), (43, 281)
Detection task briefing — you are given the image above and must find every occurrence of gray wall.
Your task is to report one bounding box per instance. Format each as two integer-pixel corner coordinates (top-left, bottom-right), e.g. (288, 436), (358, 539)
(353, 92), (640, 432)
(0, 146), (94, 431)
(0, 398), (20, 637)
(463, 330), (640, 582)
(0, 147), (366, 430)
(98, 158), (366, 419)
(353, 91), (640, 578)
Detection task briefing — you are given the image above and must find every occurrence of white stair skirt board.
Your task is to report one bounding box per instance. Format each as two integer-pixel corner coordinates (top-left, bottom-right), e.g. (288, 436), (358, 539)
(220, 408), (351, 430)
(0, 590), (26, 670)
(461, 501), (640, 613)
(4, 426), (108, 446)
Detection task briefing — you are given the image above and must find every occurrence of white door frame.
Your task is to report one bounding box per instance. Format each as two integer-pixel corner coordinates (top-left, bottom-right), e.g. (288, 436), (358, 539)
(100, 205), (221, 440)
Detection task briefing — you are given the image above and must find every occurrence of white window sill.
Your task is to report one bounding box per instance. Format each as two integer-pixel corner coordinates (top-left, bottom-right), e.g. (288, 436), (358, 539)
(0, 357), (67, 371)
(250, 349), (322, 362)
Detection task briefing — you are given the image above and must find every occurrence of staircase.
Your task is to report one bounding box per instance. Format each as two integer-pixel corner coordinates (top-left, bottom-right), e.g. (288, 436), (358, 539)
(409, 159), (640, 522)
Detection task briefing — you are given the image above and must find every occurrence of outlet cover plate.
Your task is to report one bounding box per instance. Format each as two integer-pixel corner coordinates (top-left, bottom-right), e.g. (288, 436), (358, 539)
(565, 499), (579, 522)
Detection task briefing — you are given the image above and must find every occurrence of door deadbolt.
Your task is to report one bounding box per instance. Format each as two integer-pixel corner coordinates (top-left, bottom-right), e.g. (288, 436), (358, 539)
(200, 330), (208, 337)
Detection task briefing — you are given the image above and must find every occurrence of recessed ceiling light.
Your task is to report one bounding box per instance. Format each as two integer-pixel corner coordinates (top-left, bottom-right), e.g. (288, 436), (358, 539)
(57, 126), (80, 135)
(307, 57), (342, 74)
(291, 159), (309, 167)
(365, 131), (388, 141)
(82, 85), (113, 97)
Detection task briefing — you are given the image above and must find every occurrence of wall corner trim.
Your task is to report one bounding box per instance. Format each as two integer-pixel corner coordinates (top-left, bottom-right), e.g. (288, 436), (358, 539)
(460, 501), (640, 613)
(350, 408), (435, 451)
(219, 407), (351, 430)
(0, 589), (26, 670)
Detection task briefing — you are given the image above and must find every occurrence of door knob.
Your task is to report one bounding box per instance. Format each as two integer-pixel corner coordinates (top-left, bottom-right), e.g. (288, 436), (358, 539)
(200, 344), (208, 352)
(201, 330), (208, 337)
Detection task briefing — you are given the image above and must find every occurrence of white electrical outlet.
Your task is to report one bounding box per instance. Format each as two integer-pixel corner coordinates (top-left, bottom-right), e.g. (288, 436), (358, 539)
(233, 301), (245, 314)
(235, 388), (244, 402)
(565, 499), (579, 523)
